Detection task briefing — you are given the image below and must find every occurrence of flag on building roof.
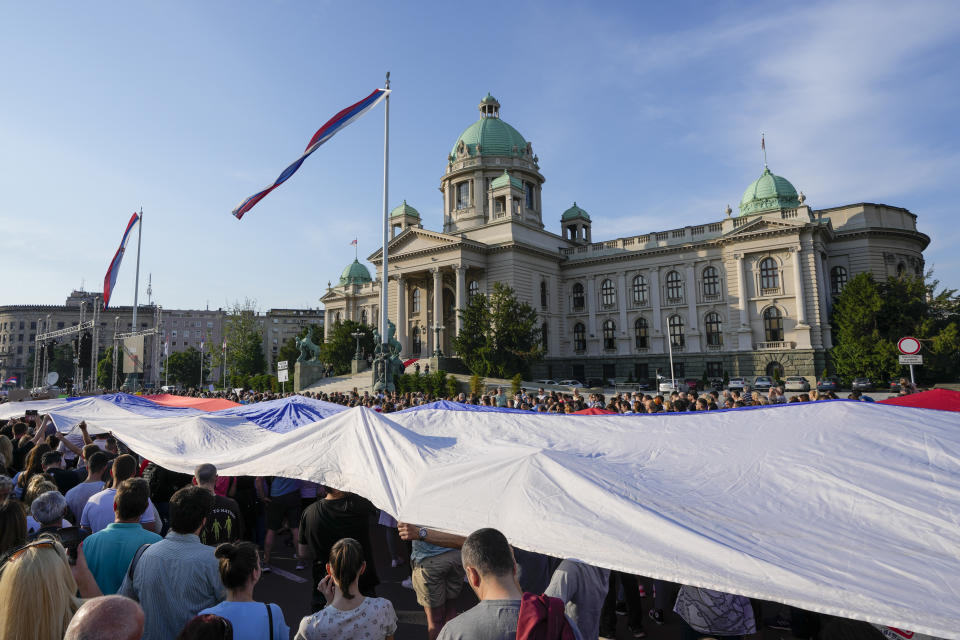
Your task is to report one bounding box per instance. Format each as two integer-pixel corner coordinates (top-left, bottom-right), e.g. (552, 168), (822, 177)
(103, 212), (140, 309)
(350, 238), (358, 246)
(232, 88), (390, 220)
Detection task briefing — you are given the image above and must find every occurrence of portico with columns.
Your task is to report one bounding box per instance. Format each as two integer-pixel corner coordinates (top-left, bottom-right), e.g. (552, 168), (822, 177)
(320, 94), (928, 383)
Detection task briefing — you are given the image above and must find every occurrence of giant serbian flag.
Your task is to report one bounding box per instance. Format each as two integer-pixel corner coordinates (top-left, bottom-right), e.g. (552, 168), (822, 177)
(103, 212), (140, 309)
(232, 88), (390, 220)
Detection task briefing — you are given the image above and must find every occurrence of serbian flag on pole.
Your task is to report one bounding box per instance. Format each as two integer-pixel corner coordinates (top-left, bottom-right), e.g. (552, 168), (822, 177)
(232, 88), (390, 220)
(103, 212), (140, 309)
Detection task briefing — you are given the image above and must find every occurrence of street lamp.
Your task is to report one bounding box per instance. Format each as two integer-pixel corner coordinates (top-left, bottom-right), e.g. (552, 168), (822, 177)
(351, 331), (364, 360)
(432, 324), (444, 358)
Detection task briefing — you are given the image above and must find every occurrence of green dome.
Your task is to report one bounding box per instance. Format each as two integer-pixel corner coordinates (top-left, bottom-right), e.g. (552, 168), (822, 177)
(338, 259), (372, 286)
(739, 166), (800, 215)
(390, 200), (420, 219)
(450, 96), (528, 160)
(491, 170), (522, 190)
(561, 202), (590, 222)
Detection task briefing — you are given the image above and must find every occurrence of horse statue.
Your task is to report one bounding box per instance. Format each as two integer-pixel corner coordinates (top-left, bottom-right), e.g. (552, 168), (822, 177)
(296, 335), (321, 362)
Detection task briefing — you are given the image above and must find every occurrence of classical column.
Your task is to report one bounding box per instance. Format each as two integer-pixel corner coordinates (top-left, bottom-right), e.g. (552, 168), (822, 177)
(454, 265), (466, 335)
(617, 272), (628, 353)
(432, 268), (443, 354)
(815, 250), (833, 348)
(396, 275), (407, 356)
(792, 248), (808, 325)
(650, 267), (662, 333)
(685, 265), (697, 331)
(735, 254), (749, 326)
(443, 185), (451, 228)
(586, 277), (597, 343)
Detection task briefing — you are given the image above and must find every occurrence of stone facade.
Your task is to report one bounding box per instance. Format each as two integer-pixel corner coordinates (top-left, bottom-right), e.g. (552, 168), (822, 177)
(0, 291), (323, 386)
(320, 96), (929, 384)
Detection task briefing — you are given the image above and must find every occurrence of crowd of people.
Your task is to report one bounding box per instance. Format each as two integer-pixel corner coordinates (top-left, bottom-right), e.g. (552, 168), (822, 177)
(0, 377), (929, 640)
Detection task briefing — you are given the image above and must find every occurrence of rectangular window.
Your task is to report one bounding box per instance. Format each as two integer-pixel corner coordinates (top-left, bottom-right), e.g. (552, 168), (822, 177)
(572, 364), (585, 381)
(30, 322), (36, 330)
(18, 321), (24, 330)
(524, 182), (534, 209)
(207, 321), (213, 328)
(17, 346), (23, 354)
(707, 362), (724, 378)
(57, 322), (65, 329)
(634, 363), (648, 381)
(455, 182), (470, 209)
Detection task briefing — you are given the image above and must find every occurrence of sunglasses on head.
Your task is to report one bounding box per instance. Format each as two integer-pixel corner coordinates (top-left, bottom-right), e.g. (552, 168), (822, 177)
(0, 535), (60, 571)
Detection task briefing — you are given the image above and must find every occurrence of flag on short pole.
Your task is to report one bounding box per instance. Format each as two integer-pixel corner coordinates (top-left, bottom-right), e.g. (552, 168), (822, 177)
(4, 376), (17, 385)
(350, 238), (358, 246)
(164, 335), (169, 357)
(103, 212), (141, 309)
(200, 337), (205, 351)
(231, 88), (391, 220)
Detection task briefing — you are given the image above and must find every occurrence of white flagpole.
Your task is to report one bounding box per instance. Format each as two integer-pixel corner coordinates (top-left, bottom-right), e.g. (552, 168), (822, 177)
(132, 209), (142, 328)
(379, 72), (390, 347)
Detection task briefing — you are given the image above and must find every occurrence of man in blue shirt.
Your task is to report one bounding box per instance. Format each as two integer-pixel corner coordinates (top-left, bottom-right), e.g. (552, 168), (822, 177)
(256, 475), (302, 570)
(83, 477), (162, 594)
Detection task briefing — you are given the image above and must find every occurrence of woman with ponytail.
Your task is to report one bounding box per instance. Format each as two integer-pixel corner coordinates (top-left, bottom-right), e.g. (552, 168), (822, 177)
(198, 541), (289, 640)
(295, 537), (397, 640)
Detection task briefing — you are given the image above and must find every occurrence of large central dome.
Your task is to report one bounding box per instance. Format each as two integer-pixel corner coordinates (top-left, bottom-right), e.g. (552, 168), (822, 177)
(450, 94), (528, 160)
(739, 166), (800, 215)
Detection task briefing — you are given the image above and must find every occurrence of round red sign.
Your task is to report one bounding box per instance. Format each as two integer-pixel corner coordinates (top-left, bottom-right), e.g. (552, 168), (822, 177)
(897, 337), (921, 355)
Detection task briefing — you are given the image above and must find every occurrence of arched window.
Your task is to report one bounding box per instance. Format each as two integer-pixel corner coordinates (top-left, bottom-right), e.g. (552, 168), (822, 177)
(666, 271), (683, 303)
(632, 275), (648, 306)
(541, 322), (548, 352)
(897, 263), (906, 278)
(572, 283), (585, 311)
(668, 315), (685, 347)
(601, 279), (616, 308)
(830, 266), (848, 295)
(634, 317), (649, 349)
(705, 312), (722, 346)
(759, 258), (780, 292)
(412, 329), (421, 355)
(360, 309), (367, 325)
(573, 323), (586, 352)
(468, 280), (480, 299)
(602, 319), (616, 350)
(412, 289), (421, 313)
(702, 266), (719, 298)
(540, 281), (548, 309)
(763, 307), (784, 342)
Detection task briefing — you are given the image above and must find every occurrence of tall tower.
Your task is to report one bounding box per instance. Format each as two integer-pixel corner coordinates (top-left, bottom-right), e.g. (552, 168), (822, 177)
(441, 94), (545, 234)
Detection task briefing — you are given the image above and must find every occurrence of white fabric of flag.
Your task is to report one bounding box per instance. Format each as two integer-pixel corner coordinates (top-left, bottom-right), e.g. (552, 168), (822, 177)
(8, 398), (960, 638)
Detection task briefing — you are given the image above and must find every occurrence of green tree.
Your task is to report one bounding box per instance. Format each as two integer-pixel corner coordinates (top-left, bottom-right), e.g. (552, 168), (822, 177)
(320, 320), (374, 375)
(831, 272), (960, 384)
(453, 282), (542, 378)
(163, 347), (209, 387)
(216, 300), (267, 380)
(97, 346), (115, 389)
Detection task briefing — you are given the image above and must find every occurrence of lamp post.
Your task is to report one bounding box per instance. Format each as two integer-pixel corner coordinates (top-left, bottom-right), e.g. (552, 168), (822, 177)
(351, 331), (364, 360)
(432, 324), (444, 358)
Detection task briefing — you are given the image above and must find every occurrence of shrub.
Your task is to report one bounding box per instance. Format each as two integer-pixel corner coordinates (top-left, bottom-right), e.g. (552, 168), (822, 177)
(469, 374), (484, 396)
(511, 373), (523, 396)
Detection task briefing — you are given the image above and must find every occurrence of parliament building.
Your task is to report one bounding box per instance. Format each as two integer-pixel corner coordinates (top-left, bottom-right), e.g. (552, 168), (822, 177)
(320, 94), (929, 383)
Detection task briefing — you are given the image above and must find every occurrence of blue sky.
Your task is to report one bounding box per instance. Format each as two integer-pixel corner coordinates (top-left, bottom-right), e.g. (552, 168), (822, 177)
(2, 1), (959, 311)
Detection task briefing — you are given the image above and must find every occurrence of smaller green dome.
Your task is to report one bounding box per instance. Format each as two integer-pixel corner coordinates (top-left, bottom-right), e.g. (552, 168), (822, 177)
(480, 92), (499, 104)
(739, 166), (800, 215)
(561, 202), (591, 222)
(491, 170), (522, 190)
(339, 259), (372, 286)
(390, 200), (420, 219)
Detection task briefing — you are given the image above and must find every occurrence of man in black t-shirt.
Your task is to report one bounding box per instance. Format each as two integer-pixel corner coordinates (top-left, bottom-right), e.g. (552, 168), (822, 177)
(298, 487), (379, 611)
(42, 451), (80, 495)
(194, 463), (243, 546)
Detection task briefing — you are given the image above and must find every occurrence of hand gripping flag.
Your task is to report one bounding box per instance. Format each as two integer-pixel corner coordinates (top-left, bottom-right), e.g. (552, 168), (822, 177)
(103, 212), (141, 309)
(232, 88), (390, 220)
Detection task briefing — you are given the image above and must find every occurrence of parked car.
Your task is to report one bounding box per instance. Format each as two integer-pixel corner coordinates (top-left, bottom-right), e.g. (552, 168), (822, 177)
(851, 377), (872, 391)
(533, 379), (558, 386)
(559, 379), (584, 388)
(783, 376), (811, 392)
(707, 377), (724, 391)
(888, 379), (901, 393)
(727, 377), (747, 391)
(635, 380), (653, 391)
(753, 376), (774, 390)
(658, 378), (689, 393)
(683, 379), (700, 392)
(817, 377), (840, 392)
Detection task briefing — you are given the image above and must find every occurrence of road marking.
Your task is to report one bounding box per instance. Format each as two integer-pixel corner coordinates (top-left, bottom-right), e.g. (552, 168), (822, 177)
(268, 566), (308, 583)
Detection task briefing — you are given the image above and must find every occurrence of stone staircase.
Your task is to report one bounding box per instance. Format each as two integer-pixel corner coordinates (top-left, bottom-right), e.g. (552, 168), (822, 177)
(302, 371), (374, 394)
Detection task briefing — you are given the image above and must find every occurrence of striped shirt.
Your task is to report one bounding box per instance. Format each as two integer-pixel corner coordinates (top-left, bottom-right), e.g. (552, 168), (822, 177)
(118, 531), (225, 640)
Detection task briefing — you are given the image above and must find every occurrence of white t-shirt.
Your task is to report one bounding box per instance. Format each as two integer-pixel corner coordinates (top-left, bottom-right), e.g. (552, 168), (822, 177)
(26, 516), (71, 534)
(295, 596), (397, 640)
(80, 487), (156, 533)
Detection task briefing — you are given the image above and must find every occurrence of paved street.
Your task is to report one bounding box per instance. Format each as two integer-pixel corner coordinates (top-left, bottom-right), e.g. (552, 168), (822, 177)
(254, 519), (804, 640)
